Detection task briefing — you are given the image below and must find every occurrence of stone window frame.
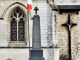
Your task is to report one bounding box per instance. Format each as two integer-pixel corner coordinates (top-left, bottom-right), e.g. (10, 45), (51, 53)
(10, 7), (26, 43)
(8, 8), (27, 47)
(4, 3), (28, 47)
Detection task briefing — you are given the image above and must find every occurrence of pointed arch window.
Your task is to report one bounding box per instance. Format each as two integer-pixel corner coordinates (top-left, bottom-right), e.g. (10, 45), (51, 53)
(10, 8), (25, 42)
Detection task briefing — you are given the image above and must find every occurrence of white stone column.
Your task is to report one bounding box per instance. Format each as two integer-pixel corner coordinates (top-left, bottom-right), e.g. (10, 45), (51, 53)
(47, 4), (54, 60)
(52, 11), (59, 47)
(52, 10), (59, 60)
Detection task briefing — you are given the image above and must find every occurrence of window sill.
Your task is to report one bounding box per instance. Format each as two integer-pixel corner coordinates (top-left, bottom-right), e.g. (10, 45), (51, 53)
(8, 42), (27, 47)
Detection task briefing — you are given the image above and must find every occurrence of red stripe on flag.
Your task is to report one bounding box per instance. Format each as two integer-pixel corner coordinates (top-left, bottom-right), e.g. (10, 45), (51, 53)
(27, 4), (32, 11)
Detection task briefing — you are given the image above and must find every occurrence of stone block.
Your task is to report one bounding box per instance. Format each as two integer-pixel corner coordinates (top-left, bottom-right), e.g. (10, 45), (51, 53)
(29, 57), (45, 60)
(30, 50), (43, 57)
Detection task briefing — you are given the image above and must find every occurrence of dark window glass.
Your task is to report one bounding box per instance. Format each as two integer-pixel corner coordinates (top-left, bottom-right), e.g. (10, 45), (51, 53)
(16, 9), (19, 13)
(19, 12), (22, 18)
(14, 12), (17, 18)
(11, 18), (17, 41)
(18, 18), (25, 41)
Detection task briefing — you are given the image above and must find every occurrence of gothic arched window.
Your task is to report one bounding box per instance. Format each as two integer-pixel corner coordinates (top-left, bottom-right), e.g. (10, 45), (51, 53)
(10, 8), (25, 42)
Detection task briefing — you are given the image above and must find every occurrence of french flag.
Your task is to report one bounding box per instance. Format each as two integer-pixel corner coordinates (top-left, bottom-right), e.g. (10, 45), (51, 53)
(27, 0), (32, 11)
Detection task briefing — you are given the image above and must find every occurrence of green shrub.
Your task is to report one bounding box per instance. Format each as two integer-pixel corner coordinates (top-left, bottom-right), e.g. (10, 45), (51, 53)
(59, 54), (71, 60)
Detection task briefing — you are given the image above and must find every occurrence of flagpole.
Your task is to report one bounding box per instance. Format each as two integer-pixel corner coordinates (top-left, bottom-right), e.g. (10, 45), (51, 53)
(27, 0), (32, 58)
(28, 11), (30, 57)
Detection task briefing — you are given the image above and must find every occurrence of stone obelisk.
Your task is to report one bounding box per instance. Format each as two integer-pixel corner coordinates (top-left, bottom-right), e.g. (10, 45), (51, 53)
(29, 7), (45, 60)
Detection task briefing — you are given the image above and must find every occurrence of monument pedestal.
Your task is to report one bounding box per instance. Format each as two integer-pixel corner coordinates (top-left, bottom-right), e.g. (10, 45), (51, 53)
(29, 57), (45, 60)
(29, 50), (45, 60)
(30, 50), (43, 57)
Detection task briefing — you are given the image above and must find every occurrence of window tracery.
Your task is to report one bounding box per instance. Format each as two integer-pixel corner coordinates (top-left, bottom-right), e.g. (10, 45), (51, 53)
(10, 8), (25, 42)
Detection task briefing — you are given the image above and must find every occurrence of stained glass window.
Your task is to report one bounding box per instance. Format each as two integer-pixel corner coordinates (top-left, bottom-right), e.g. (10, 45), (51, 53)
(11, 18), (17, 41)
(18, 18), (25, 41)
(11, 8), (25, 41)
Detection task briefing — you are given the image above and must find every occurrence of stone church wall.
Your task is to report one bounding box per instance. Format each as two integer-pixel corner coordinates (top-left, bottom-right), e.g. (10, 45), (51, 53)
(1, 0), (80, 60)
(56, 6), (80, 60)
(0, 0), (56, 60)
(49, 0), (80, 60)
(0, 0), (49, 48)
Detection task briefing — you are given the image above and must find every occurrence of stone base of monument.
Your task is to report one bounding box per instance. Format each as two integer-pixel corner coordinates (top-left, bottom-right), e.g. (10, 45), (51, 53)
(29, 50), (45, 60)
(29, 57), (45, 60)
